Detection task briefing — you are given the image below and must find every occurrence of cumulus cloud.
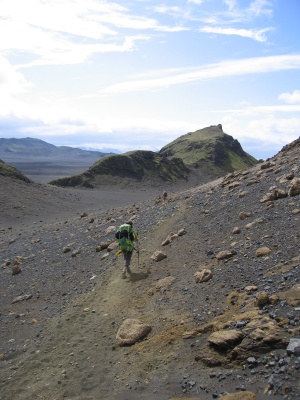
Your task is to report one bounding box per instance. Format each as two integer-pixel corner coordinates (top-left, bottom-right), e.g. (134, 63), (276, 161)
(278, 90), (300, 104)
(219, 104), (300, 159)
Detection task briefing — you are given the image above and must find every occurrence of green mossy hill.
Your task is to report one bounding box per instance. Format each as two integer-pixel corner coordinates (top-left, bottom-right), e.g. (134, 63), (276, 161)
(159, 124), (257, 176)
(0, 159), (30, 182)
(49, 150), (189, 188)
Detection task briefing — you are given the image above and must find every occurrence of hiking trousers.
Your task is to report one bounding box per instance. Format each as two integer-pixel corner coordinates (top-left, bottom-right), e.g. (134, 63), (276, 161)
(123, 251), (133, 267)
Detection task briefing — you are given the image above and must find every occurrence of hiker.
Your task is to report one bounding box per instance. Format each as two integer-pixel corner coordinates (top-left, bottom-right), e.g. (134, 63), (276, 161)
(115, 220), (138, 278)
(163, 190), (168, 203)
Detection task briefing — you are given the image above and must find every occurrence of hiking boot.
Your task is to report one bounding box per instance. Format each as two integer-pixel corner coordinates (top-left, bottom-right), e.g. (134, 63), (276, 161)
(122, 270), (126, 279)
(126, 267), (132, 274)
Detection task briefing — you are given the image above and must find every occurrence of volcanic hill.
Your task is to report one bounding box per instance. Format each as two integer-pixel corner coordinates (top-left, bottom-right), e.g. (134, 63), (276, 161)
(49, 125), (257, 189)
(0, 137), (299, 400)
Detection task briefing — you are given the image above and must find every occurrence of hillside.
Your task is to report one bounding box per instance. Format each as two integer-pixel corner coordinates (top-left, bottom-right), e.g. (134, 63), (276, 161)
(50, 125), (257, 189)
(0, 137), (299, 400)
(159, 124), (257, 176)
(0, 159), (30, 182)
(49, 150), (189, 189)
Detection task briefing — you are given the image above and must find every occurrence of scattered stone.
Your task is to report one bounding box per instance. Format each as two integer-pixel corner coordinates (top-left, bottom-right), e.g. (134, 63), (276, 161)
(100, 253), (110, 260)
(194, 269), (213, 283)
(116, 319), (152, 346)
(255, 247), (271, 257)
(275, 188), (287, 198)
(219, 391), (256, 400)
(239, 211), (251, 220)
(107, 242), (118, 252)
(105, 226), (116, 235)
(260, 192), (277, 203)
(261, 161), (274, 170)
(255, 291), (269, 307)
(155, 276), (175, 291)
(63, 246), (71, 253)
(12, 264), (21, 275)
(269, 294), (279, 305)
(71, 249), (81, 257)
(232, 227), (241, 234)
(96, 241), (110, 252)
(12, 294), (32, 304)
(288, 177), (300, 196)
(216, 250), (237, 260)
(286, 338), (300, 355)
(245, 286), (258, 292)
(238, 190), (247, 198)
(208, 330), (244, 349)
(162, 233), (178, 246)
(150, 250), (167, 262)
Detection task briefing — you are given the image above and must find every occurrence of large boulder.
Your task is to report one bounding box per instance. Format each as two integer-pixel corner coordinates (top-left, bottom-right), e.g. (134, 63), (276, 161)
(150, 250), (167, 262)
(208, 329), (244, 349)
(116, 319), (152, 346)
(288, 177), (300, 196)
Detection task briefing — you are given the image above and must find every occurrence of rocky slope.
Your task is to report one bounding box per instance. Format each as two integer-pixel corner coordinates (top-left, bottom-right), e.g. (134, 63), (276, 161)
(0, 138), (299, 400)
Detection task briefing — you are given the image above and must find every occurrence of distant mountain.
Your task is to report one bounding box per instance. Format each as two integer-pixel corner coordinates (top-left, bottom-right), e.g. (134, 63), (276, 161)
(0, 137), (109, 159)
(0, 137), (111, 182)
(79, 146), (122, 154)
(49, 125), (257, 189)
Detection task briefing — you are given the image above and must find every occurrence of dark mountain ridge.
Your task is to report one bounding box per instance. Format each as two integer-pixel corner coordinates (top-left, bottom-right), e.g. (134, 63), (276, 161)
(0, 137), (111, 183)
(0, 137), (108, 159)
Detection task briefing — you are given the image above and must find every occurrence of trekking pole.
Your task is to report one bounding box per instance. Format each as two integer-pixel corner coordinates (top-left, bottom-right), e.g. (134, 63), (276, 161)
(137, 241), (140, 266)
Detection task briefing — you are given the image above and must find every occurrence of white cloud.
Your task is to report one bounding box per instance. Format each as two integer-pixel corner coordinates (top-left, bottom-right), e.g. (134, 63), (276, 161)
(224, 0), (237, 11)
(187, 0), (203, 4)
(221, 113), (300, 159)
(206, 0), (273, 25)
(0, 56), (32, 113)
(0, 0), (183, 68)
(247, 0), (273, 18)
(200, 26), (271, 42)
(100, 54), (300, 94)
(278, 90), (300, 104)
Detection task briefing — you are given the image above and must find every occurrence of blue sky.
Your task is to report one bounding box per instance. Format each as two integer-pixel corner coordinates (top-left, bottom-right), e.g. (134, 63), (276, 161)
(0, 0), (299, 159)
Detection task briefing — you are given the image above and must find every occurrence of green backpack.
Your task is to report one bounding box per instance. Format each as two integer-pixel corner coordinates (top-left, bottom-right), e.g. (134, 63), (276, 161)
(115, 224), (135, 251)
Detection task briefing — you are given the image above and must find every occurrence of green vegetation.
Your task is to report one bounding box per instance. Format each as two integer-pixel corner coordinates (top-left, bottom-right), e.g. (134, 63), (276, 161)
(0, 160), (30, 182)
(159, 125), (257, 176)
(49, 150), (189, 188)
(49, 125), (257, 189)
